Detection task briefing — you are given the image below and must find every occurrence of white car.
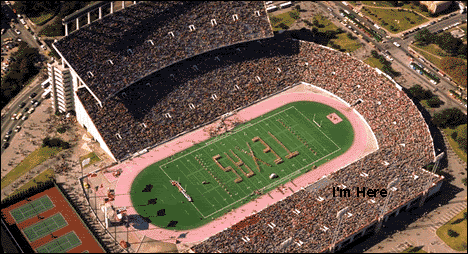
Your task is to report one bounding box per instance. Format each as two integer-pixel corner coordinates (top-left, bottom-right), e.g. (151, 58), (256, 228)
(28, 107), (35, 114)
(430, 79), (437, 85)
(21, 115), (27, 121)
(40, 44), (47, 50)
(14, 29), (21, 35)
(393, 41), (401, 47)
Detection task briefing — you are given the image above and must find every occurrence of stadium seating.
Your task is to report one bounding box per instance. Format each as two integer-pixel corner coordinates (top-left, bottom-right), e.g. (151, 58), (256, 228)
(55, 1), (273, 102)
(54, 2), (439, 251)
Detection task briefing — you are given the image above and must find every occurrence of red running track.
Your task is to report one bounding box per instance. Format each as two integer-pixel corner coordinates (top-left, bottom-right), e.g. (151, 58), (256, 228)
(112, 85), (372, 244)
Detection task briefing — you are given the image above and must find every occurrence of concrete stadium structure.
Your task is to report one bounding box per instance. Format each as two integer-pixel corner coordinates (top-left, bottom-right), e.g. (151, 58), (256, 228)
(46, 1), (444, 252)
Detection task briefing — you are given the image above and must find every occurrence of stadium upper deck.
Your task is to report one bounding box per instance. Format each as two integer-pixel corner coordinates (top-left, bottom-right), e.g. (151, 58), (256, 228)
(76, 36), (434, 166)
(54, 1), (273, 103)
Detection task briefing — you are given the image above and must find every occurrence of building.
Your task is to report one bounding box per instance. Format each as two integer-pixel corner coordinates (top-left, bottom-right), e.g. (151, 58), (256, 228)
(47, 61), (73, 113)
(420, 1), (453, 14)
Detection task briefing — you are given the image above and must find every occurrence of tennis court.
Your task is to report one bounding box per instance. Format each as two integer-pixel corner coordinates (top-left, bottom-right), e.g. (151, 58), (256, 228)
(9, 195), (54, 223)
(130, 101), (354, 229)
(23, 213), (68, 242)
(35, 231), (81, 253)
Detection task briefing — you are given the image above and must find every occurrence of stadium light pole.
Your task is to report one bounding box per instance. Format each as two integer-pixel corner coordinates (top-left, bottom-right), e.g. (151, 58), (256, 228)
(330, 206), (349, 252)
(376, 177), (400, 233)
(95, 185), (99, 213)
(420, 152), (444, 207)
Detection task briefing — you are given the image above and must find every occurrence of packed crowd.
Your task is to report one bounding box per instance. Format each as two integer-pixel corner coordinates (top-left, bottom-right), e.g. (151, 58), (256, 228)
(70, 15), (439, 251)
(54, 1), (273, 102)
(192, 148), (439, 253)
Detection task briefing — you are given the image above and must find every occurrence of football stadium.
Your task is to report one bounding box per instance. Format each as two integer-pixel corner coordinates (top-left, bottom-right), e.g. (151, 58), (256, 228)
(45, 1), (444, 252)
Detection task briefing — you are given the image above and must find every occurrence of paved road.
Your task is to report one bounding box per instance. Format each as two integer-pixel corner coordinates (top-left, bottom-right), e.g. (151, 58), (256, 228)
(329, 1), (467, 114)
(1, 3), (53, 154)
(1, 76), (48, 154)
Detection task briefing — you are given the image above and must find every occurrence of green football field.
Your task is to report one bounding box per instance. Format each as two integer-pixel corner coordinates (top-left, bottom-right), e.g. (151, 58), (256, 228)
(130, 101), (354, 230)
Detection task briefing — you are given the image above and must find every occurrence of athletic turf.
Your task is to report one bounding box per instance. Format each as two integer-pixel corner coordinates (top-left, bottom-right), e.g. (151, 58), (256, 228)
(130, 101), (354, 230)
(10, 195), (54, 223)
(23, 213), (68, 242)
(35, 231), (81, 253)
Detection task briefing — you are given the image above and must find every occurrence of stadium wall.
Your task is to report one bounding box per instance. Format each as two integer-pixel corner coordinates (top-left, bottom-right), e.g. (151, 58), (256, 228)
(331, 177), (443, 252)
(74, 91), (116, 162)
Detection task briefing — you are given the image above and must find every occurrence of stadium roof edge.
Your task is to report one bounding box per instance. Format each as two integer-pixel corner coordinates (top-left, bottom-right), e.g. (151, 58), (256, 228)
(62, 1), (110, 24)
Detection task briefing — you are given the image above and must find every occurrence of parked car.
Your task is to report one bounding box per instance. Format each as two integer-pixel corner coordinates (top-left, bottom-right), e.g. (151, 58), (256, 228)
(11, 113), (17, 120)
(19, 102), (26, 108)
(29, 92), (37, 98)
(23, 107), (29, 112)
(33, 101), (40, 107)
(28, 107), (34, 114)
(31, 99), (37, 105)
(3, 135), (10, 142)
(14, 29), (20, 35)
(6, 130), (13, 135)
(14, 126), (21, 132)
(393, 41), (401, 47)
(21, 115), (27, 120)
(2, 142), (9, 149)
(40, 44), (47, 50)
(16, 112), (23, 120)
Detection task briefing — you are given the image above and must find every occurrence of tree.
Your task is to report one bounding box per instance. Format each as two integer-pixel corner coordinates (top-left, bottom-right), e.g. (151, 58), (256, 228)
(371, 50), (379, 58)
(414, 28), (434, 45)
(419, 4), (429, 13)
(427, 96), (442, 107)
(408, 84), (425, 100)
(457, 44), (467, 58)
(440, 57), (467, 87)
(289, 11), (300, 20)
(278, 23), (289, 30)
(456, 124), (467, 152)
(313, 19), (320, 27)
(437, 32), (462, 56)
(432, 108), (467, 127)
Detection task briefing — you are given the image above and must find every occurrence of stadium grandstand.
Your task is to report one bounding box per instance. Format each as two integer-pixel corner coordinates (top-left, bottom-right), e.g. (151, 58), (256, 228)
(46, 1), (444, 252)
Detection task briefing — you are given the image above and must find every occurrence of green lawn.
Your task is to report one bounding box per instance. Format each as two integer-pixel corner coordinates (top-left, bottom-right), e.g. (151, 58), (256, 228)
(365, 56), (391, 71)
(310, 14), (362, 52)
(130, 101), (354, 230)
(436, 208), (467, 251)
(80, 152), (101, 168)
(1, 147), (62, 189)
(365, 56), (385, 69)
(411, 45), (442, 68)
(411, 44), (467, 87)
(413, 43), (450, 57)
(312, 14), (339, 33)
(400, 3), (433, 18)
(333, 33), (362, 52)
(29, 13), (55, 26)
(5, 169), (55, 199)
(361, 7), (428, 33)
(269, 10), (300, 31)
(443, 127), (467, 163)
(38, 17), (64, 37)
(362, 2), (395, 7)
